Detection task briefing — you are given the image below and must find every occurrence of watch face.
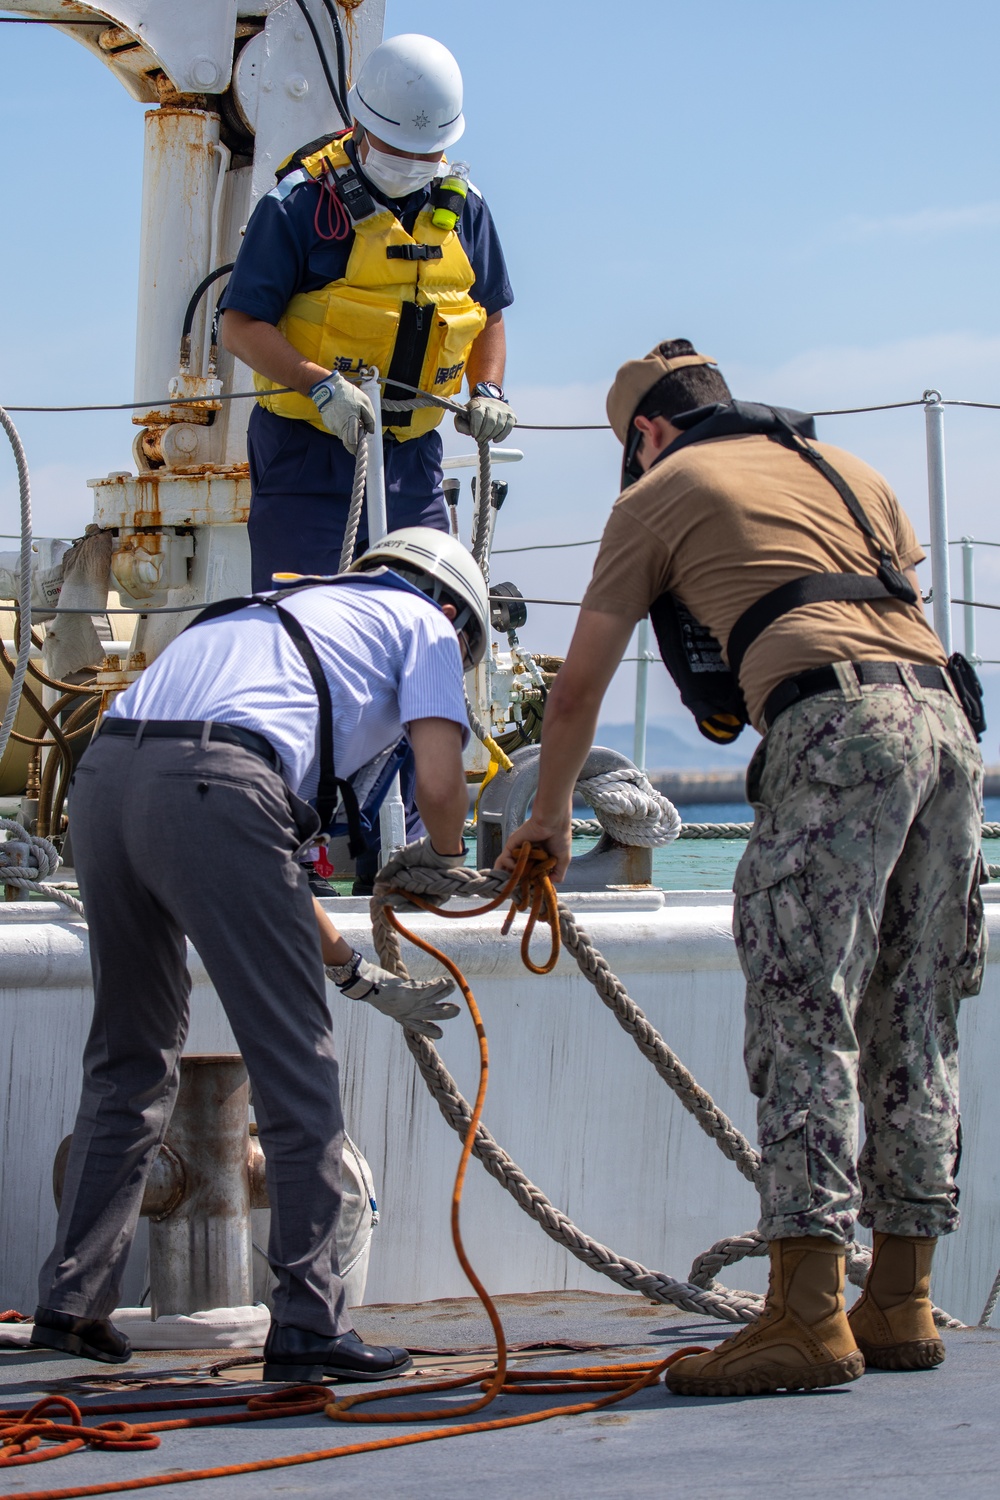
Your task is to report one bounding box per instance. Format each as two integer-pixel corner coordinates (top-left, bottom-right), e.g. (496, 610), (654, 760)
(475, 382), (505, 401)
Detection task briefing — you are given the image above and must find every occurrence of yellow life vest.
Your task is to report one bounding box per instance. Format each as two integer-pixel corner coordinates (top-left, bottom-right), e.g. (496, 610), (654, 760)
(253, 134), (488, 442)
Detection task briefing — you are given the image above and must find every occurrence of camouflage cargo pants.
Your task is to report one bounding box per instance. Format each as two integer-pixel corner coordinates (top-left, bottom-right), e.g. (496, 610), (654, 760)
(733, 667), (986, 1243)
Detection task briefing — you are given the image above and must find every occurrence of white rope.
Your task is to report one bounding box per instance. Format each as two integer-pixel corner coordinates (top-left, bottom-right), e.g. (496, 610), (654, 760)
(0, 407), (33, 763)
(578, 767), (682, 847)
(337, 436), (368, 573)
(472, 439), (492, 580)
(978, 1261), (1000, 1327)
(0, 817), (86, 917)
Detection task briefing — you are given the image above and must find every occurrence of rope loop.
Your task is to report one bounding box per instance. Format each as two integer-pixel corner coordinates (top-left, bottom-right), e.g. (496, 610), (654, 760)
(578, 768), (682, 847)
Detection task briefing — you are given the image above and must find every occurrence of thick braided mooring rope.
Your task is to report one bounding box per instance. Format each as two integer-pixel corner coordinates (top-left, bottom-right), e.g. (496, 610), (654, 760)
(0, 818), (85, 917)
(337, 434), (369, 573)
(577, 767), (682, 847)
(472, 438), (492, 578)
(371, 860), (962, 1328)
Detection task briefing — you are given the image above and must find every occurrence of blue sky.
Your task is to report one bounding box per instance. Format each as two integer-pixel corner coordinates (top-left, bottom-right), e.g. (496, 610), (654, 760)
(2, 1), (1000, 744)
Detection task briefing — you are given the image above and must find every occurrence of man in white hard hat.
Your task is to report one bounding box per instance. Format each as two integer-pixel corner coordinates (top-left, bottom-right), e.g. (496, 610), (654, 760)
(32, 529), (489, 1384)
(221, 33), (515, 594)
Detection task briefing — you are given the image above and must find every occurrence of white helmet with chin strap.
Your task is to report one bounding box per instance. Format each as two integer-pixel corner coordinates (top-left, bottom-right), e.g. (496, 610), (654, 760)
(348, 34), (465, 153)
(351, 527), (490, 666)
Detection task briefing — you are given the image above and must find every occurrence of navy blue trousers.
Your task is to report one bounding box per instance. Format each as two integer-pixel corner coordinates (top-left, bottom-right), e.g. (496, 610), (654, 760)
(247, 406), (449, 591)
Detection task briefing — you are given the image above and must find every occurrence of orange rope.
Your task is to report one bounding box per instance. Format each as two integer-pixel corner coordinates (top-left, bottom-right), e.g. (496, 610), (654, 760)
(0, 844), (707, 1499)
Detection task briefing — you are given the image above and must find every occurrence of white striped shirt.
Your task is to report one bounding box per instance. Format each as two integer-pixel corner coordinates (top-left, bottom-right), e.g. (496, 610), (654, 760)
(105, 581), (470, 800)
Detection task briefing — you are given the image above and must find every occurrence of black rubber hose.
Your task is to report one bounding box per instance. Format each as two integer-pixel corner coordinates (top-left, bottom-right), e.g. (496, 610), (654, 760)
(294, 0), (350, 125)
(180, 264), (236, 345)
(320, 0), (351, 110)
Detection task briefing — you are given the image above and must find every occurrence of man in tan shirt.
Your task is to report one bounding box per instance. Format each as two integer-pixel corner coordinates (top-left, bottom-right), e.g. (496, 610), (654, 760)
(500, 339), (985, 1398)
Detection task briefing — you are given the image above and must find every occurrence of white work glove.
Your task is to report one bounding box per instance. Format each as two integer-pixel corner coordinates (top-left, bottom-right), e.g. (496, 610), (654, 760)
(455, 392), (517, 445)
(310, 371), (376, 454)
(377, 837), (468, 909)
(326, 952), (459, 1039)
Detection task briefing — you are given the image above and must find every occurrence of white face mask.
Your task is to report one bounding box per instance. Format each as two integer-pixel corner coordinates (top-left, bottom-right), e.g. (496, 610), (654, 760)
(360, 142), (441, 198)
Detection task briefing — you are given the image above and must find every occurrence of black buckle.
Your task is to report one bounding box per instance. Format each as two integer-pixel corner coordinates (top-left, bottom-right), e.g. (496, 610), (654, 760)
(385, 244), (444, 261)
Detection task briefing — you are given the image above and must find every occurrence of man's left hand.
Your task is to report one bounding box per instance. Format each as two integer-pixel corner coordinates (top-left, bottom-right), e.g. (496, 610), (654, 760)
(329, 958), (460, 1040)
(378, 837), (466, 886)
(456, 393), (517, 445)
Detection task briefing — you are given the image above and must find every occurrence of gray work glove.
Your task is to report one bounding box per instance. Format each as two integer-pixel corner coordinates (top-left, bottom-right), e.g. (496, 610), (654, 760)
(376, 837), (468, 909)
(326, 952), (459, 1039)
(310, 371), (376, 454)
(454, 393), (517, 445)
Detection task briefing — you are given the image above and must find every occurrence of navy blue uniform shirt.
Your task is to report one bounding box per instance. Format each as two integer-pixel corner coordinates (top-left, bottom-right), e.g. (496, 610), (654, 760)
(222, 138), (514, 590)
(220, 136), (513, 324)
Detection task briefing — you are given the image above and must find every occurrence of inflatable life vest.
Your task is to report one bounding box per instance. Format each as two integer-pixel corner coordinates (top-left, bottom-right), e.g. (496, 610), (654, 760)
(645, 402), (924, 742)
(184, 568), (441, 851)
(254, 132), (488, 442)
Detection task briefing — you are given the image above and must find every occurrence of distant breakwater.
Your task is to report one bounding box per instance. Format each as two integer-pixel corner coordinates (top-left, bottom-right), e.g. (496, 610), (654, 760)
(643, 765), (1000, 806)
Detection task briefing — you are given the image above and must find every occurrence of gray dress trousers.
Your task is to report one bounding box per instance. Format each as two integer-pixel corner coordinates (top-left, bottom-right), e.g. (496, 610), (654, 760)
(37, 730), (351, 1338)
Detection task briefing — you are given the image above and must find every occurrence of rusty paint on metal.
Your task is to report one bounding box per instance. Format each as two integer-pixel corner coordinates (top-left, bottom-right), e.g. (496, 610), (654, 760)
(90, 467), (252, 530)
(149, 1054), (254, 1317)
(133, 407), (215, 430)
(53, 1135), (187, 1223)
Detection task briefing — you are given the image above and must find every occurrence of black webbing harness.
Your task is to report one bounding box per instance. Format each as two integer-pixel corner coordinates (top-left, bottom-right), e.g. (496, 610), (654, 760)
(646, 401), (925, 743)
(183, 582), (366, 855)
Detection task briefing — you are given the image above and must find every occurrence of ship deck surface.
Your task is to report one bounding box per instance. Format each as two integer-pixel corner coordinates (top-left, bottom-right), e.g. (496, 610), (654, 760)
(2, 1291), (998, 1498)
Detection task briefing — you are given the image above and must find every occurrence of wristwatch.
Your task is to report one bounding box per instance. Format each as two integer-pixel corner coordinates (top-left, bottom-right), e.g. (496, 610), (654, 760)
(472, 381), (506, 402)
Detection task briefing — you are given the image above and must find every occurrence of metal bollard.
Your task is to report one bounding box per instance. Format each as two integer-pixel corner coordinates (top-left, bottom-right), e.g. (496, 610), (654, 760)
(148, 1055), (253, 1317)
(53, 1053), (266, 1318)
(476, 744), (653, 890)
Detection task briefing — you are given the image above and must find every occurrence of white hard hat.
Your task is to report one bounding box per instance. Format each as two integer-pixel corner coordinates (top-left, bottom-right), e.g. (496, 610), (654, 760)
(352, 526), (489, 665)
(348, 34), (465, 153)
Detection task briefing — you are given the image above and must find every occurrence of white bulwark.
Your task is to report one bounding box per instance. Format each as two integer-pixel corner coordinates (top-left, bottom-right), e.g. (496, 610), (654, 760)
(2, 888), (998, 1327)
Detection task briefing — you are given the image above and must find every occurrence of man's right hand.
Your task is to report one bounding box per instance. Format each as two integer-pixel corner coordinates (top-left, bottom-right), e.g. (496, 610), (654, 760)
(310, 372), (376, 453)
(497, 816), (573, 882)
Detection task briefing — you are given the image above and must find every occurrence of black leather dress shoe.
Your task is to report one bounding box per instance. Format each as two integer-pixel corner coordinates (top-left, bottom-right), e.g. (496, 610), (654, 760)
(262, 1324), (412, 1383)
(30, 1307), (132, 1364)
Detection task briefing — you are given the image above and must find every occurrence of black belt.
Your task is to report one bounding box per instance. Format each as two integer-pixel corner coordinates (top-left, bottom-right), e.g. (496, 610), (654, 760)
(99, 718), (281, 772)
(762, 661), (950, 731)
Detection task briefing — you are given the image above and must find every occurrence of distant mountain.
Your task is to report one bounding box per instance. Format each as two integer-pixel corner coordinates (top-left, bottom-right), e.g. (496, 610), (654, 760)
(594, 719), (756, 771)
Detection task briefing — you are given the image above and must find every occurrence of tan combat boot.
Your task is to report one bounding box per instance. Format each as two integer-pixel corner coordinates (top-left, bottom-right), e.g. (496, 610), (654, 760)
(666, 1237), (864, 1396)
(847, 1233), (945, 1370)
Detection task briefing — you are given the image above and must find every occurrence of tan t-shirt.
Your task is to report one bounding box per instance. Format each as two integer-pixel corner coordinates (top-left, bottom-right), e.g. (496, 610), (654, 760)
(581, 433), (946, 729)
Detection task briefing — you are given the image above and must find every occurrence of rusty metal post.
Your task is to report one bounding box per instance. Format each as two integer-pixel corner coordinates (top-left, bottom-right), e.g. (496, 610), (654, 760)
(133, 106), (220, 429)
(149, 1054), (253, 1317)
